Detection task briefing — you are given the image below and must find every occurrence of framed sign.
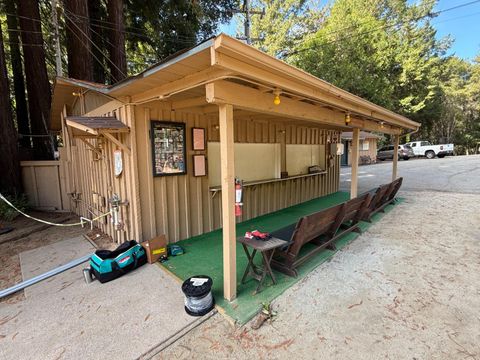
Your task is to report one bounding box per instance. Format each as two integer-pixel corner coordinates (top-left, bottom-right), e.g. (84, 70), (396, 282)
(151, 121), (186, 176)
(192, 127), (206, 151)
(193, 155), (206, 177)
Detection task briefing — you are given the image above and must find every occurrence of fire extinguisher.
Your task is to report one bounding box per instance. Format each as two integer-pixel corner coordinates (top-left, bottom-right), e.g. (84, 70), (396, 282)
(235, 178), (243, 217)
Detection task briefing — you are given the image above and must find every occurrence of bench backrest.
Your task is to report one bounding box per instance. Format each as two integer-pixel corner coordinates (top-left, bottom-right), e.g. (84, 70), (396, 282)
(288, 202), (346, 258)
(343, 192), (372, 223)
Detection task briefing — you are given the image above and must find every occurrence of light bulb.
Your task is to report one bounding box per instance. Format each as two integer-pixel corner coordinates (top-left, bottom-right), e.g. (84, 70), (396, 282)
(345, 113), (351, 124)
(273, 94), (281, 105)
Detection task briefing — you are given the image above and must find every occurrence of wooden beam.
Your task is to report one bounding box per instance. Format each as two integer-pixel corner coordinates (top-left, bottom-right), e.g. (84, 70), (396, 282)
(66, 119), (98, 136)
(79, 138), (102, 158)
(219, 103), (236, 301)
(392, 134), (399, 181)
(350, 128), (360, 199)
(205, 80), (400, 134)
(131, 68), (233, 104)
(171, 96), (207, 110)
(101, 132), (131, 155)
(206, 80), (345, 126)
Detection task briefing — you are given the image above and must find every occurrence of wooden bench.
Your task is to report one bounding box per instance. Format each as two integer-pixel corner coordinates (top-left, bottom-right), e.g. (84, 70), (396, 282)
(271, 192), (372, 277)
(362, 177), (403, 222)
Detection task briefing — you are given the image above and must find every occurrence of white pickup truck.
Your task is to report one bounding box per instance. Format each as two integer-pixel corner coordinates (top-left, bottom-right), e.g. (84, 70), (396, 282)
(404, 141), (454, 159)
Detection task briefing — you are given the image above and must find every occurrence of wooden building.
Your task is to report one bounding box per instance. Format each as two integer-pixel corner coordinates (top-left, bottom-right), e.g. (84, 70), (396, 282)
(341, 131), (382, 165)
(50, 34), (420, 300)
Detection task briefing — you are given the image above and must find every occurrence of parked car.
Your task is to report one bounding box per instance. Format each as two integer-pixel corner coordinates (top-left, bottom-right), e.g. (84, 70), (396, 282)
(404, 141), (454, 159)
(377, 144), (414, 161)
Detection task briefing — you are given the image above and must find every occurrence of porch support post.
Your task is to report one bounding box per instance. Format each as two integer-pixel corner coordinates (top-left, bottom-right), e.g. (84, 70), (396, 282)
(350, 128), (360, 199)
(392, 134), (399, 181)
(219, 103), (236, 301)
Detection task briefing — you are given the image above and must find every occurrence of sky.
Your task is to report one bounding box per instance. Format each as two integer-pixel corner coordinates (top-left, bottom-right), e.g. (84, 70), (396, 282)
(219, 0), (480, 61)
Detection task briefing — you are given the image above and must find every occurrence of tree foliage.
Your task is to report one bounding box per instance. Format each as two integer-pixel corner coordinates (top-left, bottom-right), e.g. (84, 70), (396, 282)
(251, 0), (479, 153)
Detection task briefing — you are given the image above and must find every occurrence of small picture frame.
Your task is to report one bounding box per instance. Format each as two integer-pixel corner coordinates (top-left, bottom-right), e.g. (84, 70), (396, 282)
(193, 155), (206, 177)
(192, 127), (206, 151)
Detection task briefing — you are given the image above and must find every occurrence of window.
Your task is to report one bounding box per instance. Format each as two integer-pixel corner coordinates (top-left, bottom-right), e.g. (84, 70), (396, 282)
(388, 145), (394, 151)
(411, 142), (417, 147)
(421, 141), (431, 146)
(360, 140), (369, 151)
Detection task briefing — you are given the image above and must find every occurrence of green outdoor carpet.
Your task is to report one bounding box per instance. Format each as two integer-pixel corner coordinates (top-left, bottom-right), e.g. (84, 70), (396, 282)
(160, 191), (401, 324)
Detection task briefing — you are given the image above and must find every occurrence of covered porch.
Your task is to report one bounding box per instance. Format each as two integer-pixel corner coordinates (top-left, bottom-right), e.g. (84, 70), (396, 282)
(161, 190), (402, 324)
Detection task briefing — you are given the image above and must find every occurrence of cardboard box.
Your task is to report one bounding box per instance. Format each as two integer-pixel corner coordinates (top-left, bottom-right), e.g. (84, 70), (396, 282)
(141, 235), (167, 264)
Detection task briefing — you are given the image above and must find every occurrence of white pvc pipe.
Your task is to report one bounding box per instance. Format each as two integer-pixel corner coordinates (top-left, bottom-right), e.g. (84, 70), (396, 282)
(0, 254), (92, 299)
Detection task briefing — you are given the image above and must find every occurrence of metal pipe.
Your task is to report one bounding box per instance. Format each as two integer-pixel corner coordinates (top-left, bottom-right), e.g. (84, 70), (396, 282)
(0, 254), (92, 299)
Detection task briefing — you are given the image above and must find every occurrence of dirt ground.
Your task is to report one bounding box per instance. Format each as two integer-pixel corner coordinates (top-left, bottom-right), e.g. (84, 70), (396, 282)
(0, 213), (114, 304)
(156, 191), (480, 359)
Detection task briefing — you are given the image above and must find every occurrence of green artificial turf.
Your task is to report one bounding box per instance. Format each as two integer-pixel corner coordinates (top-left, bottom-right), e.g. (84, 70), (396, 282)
(160, 192), (402, 324)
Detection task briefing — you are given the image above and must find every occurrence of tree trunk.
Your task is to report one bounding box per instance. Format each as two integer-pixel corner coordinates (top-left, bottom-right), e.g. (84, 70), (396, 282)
(88, 0), (106, 83)
(18, 0), (53, 160)
(5, 1), (30, 149)
(107, 0), (127, 82)
(0, 25), (21, 194)
(63, 0), (94, 81)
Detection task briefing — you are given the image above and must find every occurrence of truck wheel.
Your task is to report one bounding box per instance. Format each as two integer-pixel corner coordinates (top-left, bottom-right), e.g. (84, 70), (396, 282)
(437, 154), (445, 158)
(425, 151), (435, 159)
(403, 156), (409, 160)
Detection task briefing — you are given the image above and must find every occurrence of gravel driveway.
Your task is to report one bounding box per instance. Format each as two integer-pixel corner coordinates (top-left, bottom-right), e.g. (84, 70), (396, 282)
(157, 155), (480, 359)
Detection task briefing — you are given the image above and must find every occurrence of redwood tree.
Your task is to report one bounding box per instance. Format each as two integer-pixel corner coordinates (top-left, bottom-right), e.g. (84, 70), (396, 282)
(18, 0), (53, 160)
(0, 25), (21, 194)
(5, 1), (30, 149)
(63, 0), (94, 81)
(107, 0), (127, 82)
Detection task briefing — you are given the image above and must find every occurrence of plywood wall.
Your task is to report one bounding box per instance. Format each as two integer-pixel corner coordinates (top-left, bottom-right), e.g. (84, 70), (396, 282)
(135, 102), (341, 243)
(347, 138), (378, 165)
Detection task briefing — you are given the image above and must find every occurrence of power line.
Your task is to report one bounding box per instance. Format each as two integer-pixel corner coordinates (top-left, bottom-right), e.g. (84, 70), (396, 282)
(64, 11), (126, 79)
(64, 20), (119, 83)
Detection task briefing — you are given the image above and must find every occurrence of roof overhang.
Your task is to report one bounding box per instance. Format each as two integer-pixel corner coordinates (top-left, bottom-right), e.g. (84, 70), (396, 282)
(50, 34), (420, 135)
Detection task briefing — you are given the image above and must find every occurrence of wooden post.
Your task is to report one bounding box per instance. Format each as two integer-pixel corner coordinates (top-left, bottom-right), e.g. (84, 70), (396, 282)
(350, 128), (360, 199)
(219, 103), (236, 301)
(392, 134), (399, 181)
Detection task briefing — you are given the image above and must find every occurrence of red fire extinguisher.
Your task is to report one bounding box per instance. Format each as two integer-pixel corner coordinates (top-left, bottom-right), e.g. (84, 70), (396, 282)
(235, 178), (243, 217)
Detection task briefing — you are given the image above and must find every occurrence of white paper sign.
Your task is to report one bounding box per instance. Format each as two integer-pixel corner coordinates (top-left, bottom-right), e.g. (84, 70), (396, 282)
(114, 150), (123, 177)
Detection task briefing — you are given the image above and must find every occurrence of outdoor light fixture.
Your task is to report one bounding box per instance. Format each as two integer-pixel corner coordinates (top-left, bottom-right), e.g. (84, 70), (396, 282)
(379, 121), (385, 129)
(345, 112), (351, 125)
(72, 91), (81, 97)
(273, 89), (281, 105)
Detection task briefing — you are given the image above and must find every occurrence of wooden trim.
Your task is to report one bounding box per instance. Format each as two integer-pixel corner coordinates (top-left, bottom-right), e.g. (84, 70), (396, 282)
(392, 135), (399, 181)
(350, 128), (360, 199)
(219, 103), (236, 301)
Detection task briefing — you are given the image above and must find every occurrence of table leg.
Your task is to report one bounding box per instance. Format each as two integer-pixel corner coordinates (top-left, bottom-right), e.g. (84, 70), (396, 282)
(241, 245), (258, 284)
(263, 249), (277, 284)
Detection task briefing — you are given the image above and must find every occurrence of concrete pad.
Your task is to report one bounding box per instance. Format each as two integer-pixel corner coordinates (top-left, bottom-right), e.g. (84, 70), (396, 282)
(0, 237), (198, 360)
(20, 236), (95, 298)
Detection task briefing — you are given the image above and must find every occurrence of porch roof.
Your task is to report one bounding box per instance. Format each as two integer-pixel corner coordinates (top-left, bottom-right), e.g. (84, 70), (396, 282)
(50, 34), (420, 135)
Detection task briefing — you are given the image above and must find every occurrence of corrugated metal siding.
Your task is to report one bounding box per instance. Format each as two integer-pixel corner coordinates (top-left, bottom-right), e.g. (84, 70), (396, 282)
(136, 103), (341, 243)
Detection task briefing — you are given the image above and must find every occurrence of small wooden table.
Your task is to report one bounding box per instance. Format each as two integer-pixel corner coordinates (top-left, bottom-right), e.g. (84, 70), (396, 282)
(237, 236), (290, 294)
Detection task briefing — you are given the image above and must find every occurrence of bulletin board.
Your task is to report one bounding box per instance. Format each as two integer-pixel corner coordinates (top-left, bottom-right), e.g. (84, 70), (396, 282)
(151, 121), (186, 176)
(207, 142), (281, 187)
